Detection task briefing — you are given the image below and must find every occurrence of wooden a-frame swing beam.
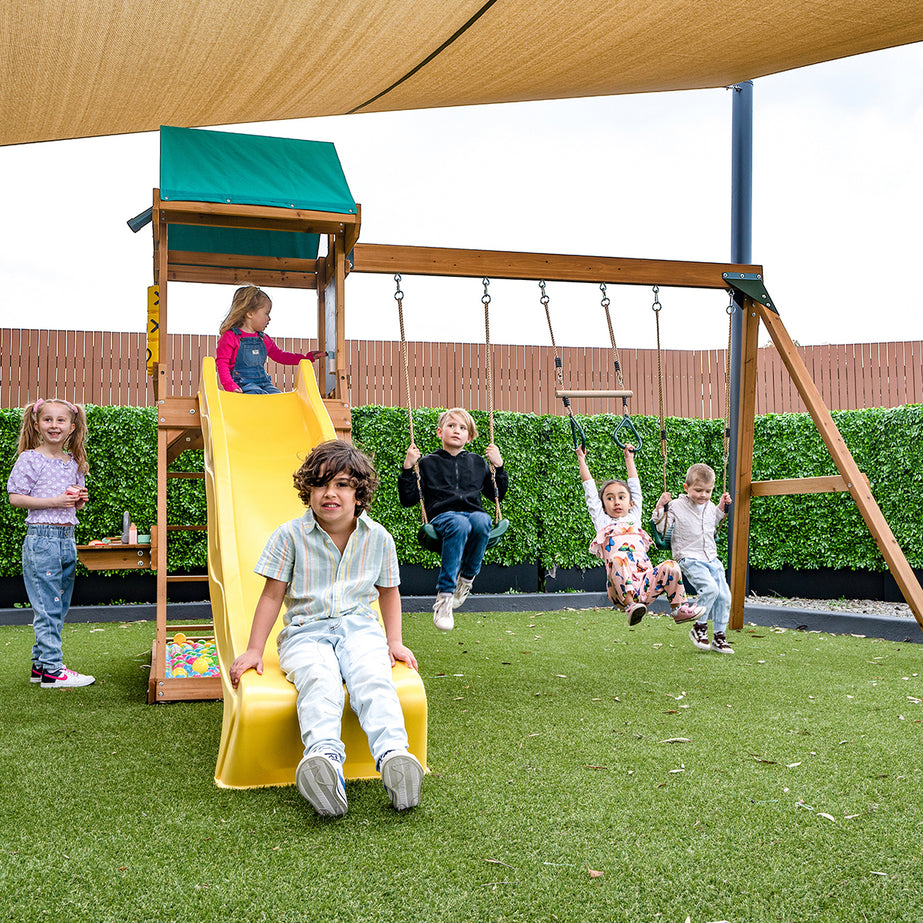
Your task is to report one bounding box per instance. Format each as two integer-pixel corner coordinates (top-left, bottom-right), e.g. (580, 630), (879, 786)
(725, 274), (923, 631)
(351, 244), (923, 634)
(352, 243), (760, 288)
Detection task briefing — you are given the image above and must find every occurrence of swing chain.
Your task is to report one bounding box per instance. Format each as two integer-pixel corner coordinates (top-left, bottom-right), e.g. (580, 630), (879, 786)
(393, 273), (403, 302)
(600, 281), (624, 390)
(722, 289), (736, 494)
(539, 279), (549, 307)
(481, 277), (491, 306)
(652, 284), (667, 492)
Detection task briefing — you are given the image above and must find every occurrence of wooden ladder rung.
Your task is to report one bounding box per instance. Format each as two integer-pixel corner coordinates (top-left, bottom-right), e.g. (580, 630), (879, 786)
(165, 525), (207, 531)
(166, 574), (208, 583)
(167, 472), (206, 479)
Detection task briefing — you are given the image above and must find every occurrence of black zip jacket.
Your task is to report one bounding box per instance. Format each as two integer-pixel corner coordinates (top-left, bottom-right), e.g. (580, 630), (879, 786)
(397, 449), (509, 519)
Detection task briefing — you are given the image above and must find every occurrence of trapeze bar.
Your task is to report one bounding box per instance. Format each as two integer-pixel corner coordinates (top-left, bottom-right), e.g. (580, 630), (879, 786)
(555, 389), (634, 399)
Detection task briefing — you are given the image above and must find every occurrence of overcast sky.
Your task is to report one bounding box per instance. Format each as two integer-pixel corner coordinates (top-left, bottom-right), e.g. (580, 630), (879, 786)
(0, 42), (920, 351)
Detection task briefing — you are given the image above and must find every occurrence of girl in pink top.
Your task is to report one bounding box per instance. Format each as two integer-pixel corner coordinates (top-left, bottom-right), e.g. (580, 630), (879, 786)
(215, 285), (325, 394)
(7, 398), (94, 688)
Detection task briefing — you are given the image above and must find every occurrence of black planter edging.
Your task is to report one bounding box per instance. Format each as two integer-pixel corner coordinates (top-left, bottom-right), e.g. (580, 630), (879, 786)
(2, 593), (919, 643)
(397, 563), (538, 596)
(0, 600), (212, 627)
(0, 573), (209, 608)
(747, 567), (923, 603)
(4, 565), (921, 609)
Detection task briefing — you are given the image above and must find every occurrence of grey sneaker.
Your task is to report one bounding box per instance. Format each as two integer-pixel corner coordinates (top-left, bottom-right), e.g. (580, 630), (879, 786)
(433, 593), (454, 631)
(689, 622), (710, 651)
(379, 749), (424, 811)
(711, 632), (735, 654)
(453, 576), (474, 608)
(296, 753), (347, 817)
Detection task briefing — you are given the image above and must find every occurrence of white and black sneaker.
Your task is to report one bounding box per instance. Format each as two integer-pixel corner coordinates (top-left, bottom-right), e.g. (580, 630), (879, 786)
(40, 666), (95, 689)
(689, 622), (710, 651)
(710, 632), (735, 654)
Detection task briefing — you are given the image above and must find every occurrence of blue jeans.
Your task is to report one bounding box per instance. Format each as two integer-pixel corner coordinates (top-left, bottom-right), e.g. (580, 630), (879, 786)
(278, 613), (409, 764)
(23, 524), (77, 672)
(678, 557), (731, 634)
(430, 510), (492, 595)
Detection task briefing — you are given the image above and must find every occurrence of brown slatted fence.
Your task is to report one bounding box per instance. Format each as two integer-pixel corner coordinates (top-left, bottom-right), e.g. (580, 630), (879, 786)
(2, 329), (921, 417)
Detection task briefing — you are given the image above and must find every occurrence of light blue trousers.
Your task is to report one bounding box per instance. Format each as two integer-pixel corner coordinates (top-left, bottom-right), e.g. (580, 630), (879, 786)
(23, 524), (76, 672)
(278, 613), (409, 765)
(678, 557), (731, 634)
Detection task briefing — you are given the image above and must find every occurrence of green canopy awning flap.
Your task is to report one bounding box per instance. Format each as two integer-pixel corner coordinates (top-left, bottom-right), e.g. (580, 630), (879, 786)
(159, 125), (356, 214)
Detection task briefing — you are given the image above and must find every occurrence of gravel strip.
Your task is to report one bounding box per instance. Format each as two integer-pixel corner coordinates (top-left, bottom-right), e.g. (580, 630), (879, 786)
(747, 594), (914, 619)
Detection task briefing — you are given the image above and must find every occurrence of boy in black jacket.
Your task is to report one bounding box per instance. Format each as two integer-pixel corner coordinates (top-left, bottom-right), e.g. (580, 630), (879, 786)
(399, 408), (508, 631)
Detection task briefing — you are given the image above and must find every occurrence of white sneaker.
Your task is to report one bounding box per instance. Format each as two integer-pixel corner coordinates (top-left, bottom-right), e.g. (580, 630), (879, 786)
(433, 593), (454, 631)
(39, 666), (95, 689)
(453, 577), (474, 608)
(379, 749), (424, 811)
(296, 753), (347, 817)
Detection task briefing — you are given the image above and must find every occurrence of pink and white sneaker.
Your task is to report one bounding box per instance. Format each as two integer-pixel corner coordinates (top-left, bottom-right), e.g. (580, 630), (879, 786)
(672, 603), (706, 623)
(40, 666), (95, 689)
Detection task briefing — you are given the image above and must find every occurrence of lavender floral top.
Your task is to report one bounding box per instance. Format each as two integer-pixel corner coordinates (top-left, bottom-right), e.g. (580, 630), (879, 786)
(6, 450), (85, 525)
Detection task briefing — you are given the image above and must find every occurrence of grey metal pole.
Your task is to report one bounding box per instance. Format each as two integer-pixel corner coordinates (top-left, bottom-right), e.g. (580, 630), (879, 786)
(728, 80), (753, 590)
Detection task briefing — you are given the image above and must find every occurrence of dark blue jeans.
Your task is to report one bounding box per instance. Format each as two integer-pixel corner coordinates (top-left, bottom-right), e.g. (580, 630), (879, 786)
(430, 510), (492, 595)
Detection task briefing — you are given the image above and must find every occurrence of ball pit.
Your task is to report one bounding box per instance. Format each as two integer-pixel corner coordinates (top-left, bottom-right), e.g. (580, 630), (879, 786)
(165, 634), (220, 678)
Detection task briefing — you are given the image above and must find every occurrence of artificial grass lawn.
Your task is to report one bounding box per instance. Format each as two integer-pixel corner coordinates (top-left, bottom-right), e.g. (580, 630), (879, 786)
(1, 609), (921, 923)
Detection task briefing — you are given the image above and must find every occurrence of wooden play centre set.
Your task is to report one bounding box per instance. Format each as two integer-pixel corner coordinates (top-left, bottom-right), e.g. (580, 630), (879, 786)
(69, 125), (923, 786)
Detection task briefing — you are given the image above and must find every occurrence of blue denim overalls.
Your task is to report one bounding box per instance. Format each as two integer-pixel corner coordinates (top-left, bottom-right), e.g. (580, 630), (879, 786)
(231, 328), (281, 394)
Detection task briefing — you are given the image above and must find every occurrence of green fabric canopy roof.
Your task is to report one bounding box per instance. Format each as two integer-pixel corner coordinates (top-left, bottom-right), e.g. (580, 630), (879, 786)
(158, 125), (356, 263)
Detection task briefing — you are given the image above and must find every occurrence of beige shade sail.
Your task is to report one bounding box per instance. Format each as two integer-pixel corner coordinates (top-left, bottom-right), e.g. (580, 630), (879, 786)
(3, 0), (922, 147)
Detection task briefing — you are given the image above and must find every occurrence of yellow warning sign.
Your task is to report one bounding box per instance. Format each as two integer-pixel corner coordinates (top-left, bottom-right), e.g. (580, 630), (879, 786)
(146, 286), (159, 375)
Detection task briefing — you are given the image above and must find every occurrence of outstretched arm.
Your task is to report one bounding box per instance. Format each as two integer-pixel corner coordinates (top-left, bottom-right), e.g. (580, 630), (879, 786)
(576, 445), (592, 482)
(229, 577), (287, 687)
(622, 444), (639, 480)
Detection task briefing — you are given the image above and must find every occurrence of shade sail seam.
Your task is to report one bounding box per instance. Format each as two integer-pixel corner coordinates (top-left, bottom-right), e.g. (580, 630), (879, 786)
(348, 0), (501, 113)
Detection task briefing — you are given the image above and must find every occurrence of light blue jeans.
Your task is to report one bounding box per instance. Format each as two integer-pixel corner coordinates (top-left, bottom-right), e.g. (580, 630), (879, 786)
(23, 524), (77, 672)
(678, 557), (731, 634)
(278, 613), (409, 765)
(430, 510), (492, 595)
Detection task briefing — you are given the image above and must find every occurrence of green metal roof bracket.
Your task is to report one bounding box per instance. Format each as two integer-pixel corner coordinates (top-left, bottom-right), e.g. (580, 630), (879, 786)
(722, 271), (779, 315)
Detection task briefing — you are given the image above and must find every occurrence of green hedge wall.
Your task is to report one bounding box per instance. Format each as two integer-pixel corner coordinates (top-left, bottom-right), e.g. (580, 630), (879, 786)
(2, 403), (921, 579)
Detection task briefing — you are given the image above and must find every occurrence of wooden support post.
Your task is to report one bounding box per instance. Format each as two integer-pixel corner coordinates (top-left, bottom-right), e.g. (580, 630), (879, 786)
(153, 190), (169, 404)
(728, 298), (761, 630)
(755, 302), (923, 629)
(324, 235), (348, 401)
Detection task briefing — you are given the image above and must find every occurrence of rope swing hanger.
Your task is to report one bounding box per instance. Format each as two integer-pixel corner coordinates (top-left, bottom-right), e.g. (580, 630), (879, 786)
(540, 280), (641, 452)
(648, 285), (737, 550)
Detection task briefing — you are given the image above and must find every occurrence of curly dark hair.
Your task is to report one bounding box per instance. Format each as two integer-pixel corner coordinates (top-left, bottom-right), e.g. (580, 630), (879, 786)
(293, 440), (378, 516)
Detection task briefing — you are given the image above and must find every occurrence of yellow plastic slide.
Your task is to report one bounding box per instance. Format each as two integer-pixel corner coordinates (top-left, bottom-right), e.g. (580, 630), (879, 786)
(199, 358), (427, 789)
